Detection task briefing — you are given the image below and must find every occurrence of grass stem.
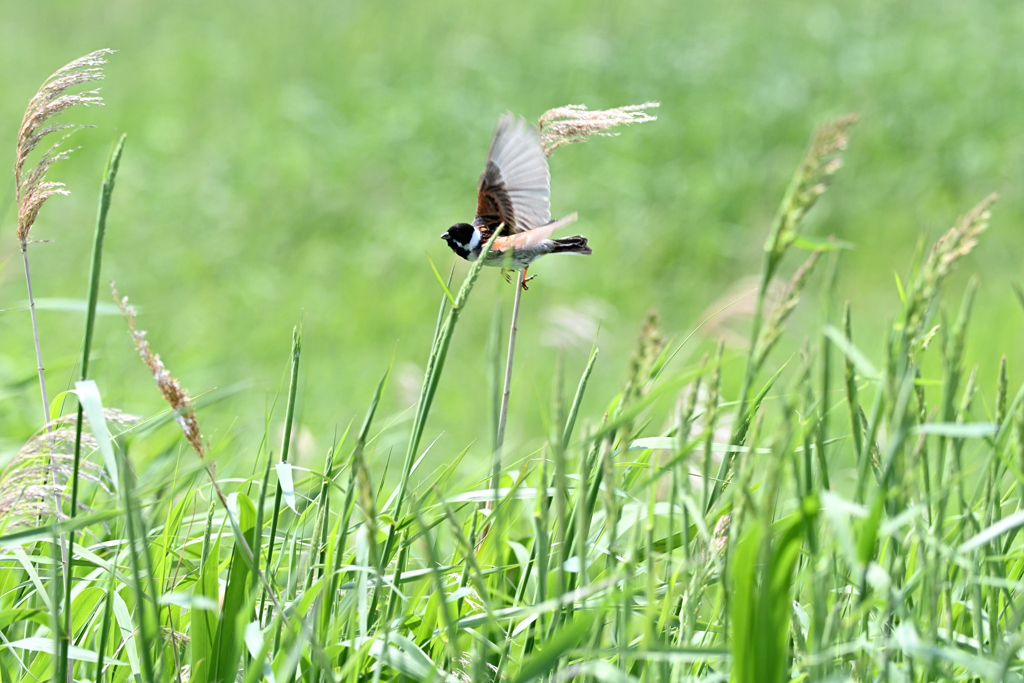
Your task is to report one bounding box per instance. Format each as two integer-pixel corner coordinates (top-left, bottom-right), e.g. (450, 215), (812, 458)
(63, 134), (125, 683)
(493, 269), (526, 494)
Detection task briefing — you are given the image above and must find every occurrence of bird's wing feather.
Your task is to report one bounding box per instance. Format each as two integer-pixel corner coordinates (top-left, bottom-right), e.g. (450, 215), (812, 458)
(476, 161), (515, 235)
(475, 113), (551, 235)
(507, 213), (578, 249)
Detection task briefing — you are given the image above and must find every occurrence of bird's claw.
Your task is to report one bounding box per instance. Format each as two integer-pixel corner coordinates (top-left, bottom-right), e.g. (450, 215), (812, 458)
(521, 274), (536, 291)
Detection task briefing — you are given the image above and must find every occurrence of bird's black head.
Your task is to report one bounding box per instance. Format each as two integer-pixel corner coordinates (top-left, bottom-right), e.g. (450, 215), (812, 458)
(441, 223), (476, 259)
(442, 223), (475, 247)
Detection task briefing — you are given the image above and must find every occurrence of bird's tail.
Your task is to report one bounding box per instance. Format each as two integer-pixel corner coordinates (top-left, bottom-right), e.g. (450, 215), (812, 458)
(551, 235), (592, 255)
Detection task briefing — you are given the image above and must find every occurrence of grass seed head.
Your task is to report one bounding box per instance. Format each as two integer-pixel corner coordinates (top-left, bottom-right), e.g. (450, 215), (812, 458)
(15, 49), (113, 248)
(112, 282), (205, 457)
(903, 193), (997, 347)
(710, 513), (731, 557)
(1, 426), (111, 525)
(754, 250), (823, 369)
(623, 311), (665, 405)
(538, 102), (659, 156)
(767, 114), (858, 260)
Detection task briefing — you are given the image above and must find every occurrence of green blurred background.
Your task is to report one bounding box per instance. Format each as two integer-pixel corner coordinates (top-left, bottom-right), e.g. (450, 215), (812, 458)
(2, 0), (1023, 475)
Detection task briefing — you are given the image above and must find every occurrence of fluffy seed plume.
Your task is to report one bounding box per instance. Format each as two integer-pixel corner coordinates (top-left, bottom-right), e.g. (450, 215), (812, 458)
(112, 286), (284, 613)
(538, 102), (659, 156)
(15, 49), (113, 248)
(112, 282), (204, 457)
(0, 417), (136, 527)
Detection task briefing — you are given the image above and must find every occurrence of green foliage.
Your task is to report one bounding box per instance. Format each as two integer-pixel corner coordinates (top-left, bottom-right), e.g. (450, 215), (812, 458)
(6, 1), (1024, 458)
(6, 41), (1024, 683)
(730, 497), (818, 683)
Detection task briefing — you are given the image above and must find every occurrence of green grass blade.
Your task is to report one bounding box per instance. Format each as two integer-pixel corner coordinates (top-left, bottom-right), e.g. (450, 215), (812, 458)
(425, 252), (456, 306)
(261, 325), (301, 622)
(212, 493), (258, 683)
(563, 344), (599, 450)
(65, 134), (125, 683)
(384, 232), (498, 569)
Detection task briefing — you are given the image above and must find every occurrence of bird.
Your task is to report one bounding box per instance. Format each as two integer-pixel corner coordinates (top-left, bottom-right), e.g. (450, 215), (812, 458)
(441, 113), (592, 289)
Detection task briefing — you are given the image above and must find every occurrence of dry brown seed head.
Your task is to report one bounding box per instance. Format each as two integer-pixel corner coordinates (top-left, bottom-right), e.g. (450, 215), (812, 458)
(15, 49), (113, 247)
(112, 282), (205, 457)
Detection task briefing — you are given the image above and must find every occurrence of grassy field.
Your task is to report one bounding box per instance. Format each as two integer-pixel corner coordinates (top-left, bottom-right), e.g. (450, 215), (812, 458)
(3, 0), (1024, 465)
(3, 2), (1024, 681)
(2, 84), (1023, 680)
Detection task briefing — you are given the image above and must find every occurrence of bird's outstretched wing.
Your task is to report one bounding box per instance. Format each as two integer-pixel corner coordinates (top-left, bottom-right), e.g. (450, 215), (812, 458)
(475, 113), (551, 236)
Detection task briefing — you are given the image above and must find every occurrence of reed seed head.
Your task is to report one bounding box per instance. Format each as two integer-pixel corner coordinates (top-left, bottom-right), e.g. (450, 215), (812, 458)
(538, 102), (659, 156)
(14, 49), (113, 248)
(1, 423), (122, 526)
(112, 282), (205, 457)
(755, 249), (823, 368)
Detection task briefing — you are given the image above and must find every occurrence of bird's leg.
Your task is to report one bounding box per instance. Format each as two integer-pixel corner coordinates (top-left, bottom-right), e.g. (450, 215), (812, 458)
(520, 268), (535, 291)
(502, 268), (513, 284)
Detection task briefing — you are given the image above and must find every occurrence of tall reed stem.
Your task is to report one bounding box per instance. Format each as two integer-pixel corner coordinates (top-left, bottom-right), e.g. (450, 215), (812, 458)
(21, 249), (51, 435)
(492, 269), (526, 493)
(61, 135), (125, 683)
(20, 244), (69, 622)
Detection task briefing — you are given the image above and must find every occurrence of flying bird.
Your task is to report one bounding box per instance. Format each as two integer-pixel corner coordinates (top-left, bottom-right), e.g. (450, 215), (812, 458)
(441, 113), (591, 288)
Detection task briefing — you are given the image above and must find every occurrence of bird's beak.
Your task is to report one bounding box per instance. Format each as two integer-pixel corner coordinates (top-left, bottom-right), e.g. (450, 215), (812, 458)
(439, 234), (447, 240)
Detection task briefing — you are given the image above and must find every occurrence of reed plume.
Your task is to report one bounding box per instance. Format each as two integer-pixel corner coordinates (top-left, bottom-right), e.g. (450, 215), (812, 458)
(538, 102), (659, 156)
(112, 282), (284, 614)
(489, 103), (658, 521)
(16, 49), (112, 248)
(13, 50), (113, 586)
(1, 411), (138, 528)
(113, 284), (204, 456)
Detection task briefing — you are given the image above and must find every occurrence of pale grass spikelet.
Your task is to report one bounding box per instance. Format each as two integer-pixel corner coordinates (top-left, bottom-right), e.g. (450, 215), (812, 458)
(49, 407), (142, 429)
(903, 193), (997, 346)
(112, 283), (205, 457)
(755, 250), (823, 367)
(622, 311), (666, 405)
(766, 114), (858, 260)
(925, 193), (996, 284)
(709, 513), (731, 557)
(1, 425), (117, 527)
(538, 102), (659, 156)
(15, 49), (113, 248)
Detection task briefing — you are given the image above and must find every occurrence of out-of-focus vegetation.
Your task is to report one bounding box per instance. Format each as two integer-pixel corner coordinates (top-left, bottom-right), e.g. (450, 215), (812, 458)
(2, 0), (1023, 474)
(2, 69), (1022, 677)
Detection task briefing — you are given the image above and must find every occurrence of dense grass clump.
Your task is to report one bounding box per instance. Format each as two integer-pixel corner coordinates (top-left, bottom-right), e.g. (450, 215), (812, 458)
(3, 54), (1024, 683)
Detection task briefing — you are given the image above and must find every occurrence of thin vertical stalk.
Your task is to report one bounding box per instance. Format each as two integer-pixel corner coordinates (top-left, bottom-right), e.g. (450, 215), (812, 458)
(22, 248), (52, 439)
(22, 247), (66, 546)
(119, 446), (156, 683)
(383, 232), (497, 567)
(94, 567), (116, 683)
(51, 531), (63, 683)
(260, 326), (301, 622)
(480, 268), (526, 551)
(25, 239), (70, 681)
(63, 134), (126, 682)
(493, 269), (526, 493)
(488, 300), (504, 452)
